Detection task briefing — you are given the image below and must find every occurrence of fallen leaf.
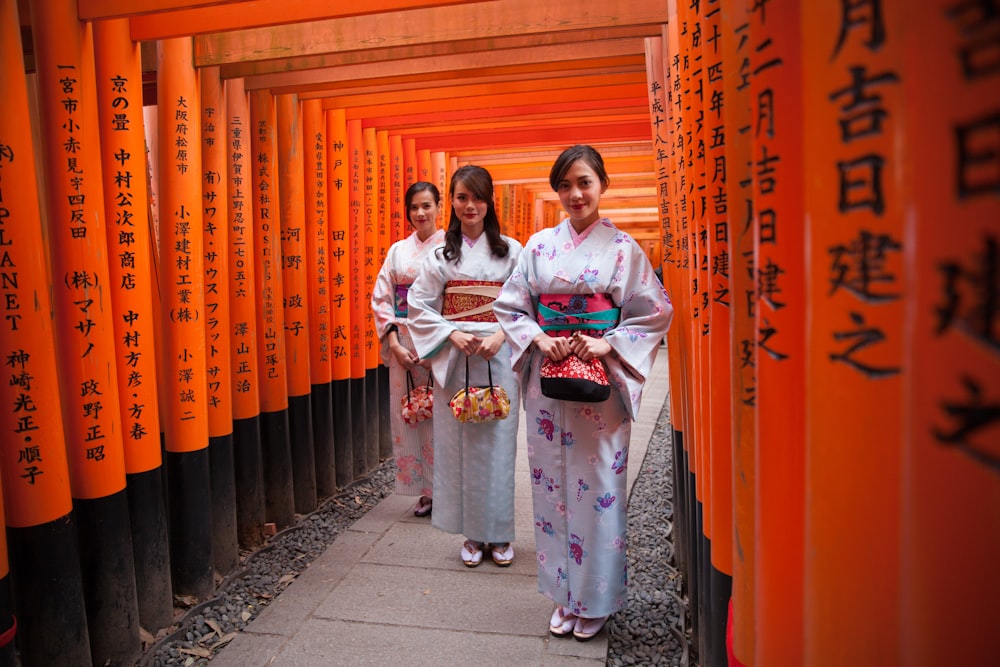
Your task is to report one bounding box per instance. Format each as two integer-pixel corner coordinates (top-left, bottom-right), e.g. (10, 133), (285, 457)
(206, 618), (223, 637)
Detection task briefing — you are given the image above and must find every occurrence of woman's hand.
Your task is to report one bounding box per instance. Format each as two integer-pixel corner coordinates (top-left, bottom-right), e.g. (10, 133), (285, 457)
(534, 333), (572, 361)
(389, 335), (420, 370)
(570, 332), (612, 362)
(449, 329), (481, 356)
(477, 330), (505, 360)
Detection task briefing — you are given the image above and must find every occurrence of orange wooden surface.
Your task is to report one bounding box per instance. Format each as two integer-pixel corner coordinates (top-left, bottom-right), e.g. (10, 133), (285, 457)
(93, 17), (165, 469)
(363, 127), (379, 372)
(34, 3), (128, 493)
(276, 93), (311, 398)
(416, 149), (432, 187)
(802, 1), (905, 663)
(389, 133), (405, 243)
(749, 2), (806, 664)
(902, 3), (1000, 664)
(250, 89), (289, 412)
(303, 99), (333, 386)
(157, 37), (210, 454)
(701, 3), (734, 575)
(199, 65), (234, 437)
(720, 0), (756, 660)
(0, 0), (74, 526)
(403, 138), (418, 188)
(377, 130), (391, 269)
(225, 77), (262, 420)
(348, 119), (366, 380)
(326, 109), (352, 383)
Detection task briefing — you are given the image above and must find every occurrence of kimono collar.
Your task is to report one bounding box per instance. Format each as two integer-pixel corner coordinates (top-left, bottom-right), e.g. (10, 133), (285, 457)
(567, 217), (606, 247)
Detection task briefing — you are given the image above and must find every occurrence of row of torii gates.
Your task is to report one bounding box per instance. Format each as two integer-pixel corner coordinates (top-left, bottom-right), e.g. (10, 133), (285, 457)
(0, 0), (997, 666)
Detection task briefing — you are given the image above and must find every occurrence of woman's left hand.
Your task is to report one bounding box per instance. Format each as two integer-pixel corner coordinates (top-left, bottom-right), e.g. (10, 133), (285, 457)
(477, 331), (506, 360)
(570, 332), (612, 362)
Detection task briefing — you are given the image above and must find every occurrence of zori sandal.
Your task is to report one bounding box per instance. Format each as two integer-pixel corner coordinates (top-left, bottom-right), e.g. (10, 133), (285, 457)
(549, 606), (577, 637)
(489, 542), (514, 567)
(572, 615), (608, 642)
(460, 540), (484, 568)
(413, 496), (432, 517)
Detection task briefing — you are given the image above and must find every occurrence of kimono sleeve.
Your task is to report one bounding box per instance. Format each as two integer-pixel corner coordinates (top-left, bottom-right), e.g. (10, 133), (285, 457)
(406, 248), (454, 361)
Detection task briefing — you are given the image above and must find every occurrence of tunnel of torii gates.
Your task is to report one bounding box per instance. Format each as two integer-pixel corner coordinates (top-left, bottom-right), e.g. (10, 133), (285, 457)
(0, 0), (996, 665)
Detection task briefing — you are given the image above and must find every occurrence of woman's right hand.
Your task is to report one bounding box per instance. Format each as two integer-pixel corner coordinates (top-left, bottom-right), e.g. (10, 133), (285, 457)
(534, 333), (572, 361)
(449, 329), (481, 356)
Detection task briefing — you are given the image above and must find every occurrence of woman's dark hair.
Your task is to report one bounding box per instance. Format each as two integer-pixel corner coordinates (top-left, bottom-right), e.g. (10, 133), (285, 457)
(440, 165), (509, 263)
(548, 144), (611, 192)
(404, 181), (441, 225)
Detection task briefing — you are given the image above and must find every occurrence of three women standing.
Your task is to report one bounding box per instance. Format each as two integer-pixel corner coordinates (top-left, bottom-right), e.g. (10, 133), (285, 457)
(495, 145), (673, 640)
(372, 182), (445, 517)
(408, 165), (523, 568)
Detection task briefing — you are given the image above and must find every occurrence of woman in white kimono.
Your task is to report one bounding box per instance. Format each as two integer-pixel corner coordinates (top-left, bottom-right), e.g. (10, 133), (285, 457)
(494, 145), (673, 641)
(408, 165), (523, 568)
(371, 182), (445, 517)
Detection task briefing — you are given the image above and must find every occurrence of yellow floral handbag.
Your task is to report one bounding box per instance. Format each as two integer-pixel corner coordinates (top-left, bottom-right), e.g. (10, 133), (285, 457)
(449, 357), (510, 423)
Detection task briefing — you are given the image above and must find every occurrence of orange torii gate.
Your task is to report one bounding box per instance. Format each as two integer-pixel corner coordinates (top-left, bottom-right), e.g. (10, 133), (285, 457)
(1, 1), (996, 665)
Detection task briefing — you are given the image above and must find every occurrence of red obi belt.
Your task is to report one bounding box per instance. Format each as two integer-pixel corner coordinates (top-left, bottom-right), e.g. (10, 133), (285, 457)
(442, 280), (503, 322)
(536, 293), (619, 337)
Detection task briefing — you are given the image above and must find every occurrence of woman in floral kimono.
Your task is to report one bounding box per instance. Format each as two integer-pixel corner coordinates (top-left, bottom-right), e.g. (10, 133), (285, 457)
(408, 165), (523, 568)
(494, 145), (673, 641)
(371, 182), (445, 517)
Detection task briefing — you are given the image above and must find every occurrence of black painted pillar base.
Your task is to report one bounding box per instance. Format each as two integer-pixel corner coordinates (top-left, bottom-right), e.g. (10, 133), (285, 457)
(671, 428), (689, 583)
(695, 499), (706, 652)
(75, 490), (141, 666)
(350, 377), (367, 479)
(260, 408), (294, 528)
(289, 393), (317, 514)
(332, 379), (354, 488)
(364, 368), (380, 472)
(311, 382), (336, 498)
(233, 415), (265, 548)
(165, 448), (215, 600)
(126, 467), (173, 632)
(8, 515), (91, 666)
(706, 556), (733, 667)
(377, 365), (391, 460)
(209, 433), (239, 575)
(0, 575), (15, 667)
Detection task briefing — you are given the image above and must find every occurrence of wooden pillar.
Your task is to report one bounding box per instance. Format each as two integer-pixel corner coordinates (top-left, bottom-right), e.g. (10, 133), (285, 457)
(377, 129), (393, 460)
(0, 2), (90, 662)
(403, 138), (418, 188)
(802, 1), (906, 663)
(303, 99), (337, 498)
(250, 89), (295, 528)
(389, 134), (405, 244)
(347, 119), (368, 479)
(226, 77), (266, 548)
(901, 3), (999, 665)
(93, 16), (173, 632)
(750, 1), (806, 665)
(363, 127), (380, 472)
(34, 4), (141, 663)
(200, 65), (239, 574)
(277, 93), (317, 514)
(720, 0), (755, 662)
(328, 109), (354, 488)
(156, 36), (215, 602)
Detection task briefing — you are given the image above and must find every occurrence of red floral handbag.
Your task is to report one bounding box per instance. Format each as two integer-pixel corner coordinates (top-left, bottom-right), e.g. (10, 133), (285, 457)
(539, 353), (611, 403)
(400, 370), (433, 425)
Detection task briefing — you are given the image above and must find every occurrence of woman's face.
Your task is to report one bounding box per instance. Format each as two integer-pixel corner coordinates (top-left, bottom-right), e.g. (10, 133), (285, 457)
(451, 180), (488, 236)
(407, 189), (440, 239)
(557, 159), (606, 229)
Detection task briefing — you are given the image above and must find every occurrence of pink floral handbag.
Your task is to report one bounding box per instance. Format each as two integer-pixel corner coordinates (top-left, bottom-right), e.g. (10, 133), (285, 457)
(449, 357), (510, 423)
(400, 370), (433, 425)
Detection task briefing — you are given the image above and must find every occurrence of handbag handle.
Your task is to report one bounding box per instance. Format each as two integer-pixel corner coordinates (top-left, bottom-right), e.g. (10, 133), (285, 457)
(406, 369), (416, 395)
(463, 355), (497, 396)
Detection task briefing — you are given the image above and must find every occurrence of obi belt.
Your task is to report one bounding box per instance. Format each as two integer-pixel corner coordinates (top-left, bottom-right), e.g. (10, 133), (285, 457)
(394, 283), (412, 318)
(537, 293), (620, 337)
(442, 280), (503, 322)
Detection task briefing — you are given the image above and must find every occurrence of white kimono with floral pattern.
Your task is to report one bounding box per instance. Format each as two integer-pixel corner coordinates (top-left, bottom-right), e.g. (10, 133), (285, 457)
(407, 234), (523, 543)
(494, 218), (673, 618)
(371, 229), (445, 498)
